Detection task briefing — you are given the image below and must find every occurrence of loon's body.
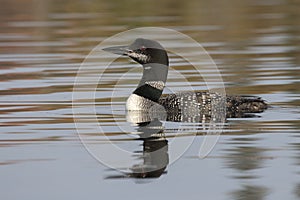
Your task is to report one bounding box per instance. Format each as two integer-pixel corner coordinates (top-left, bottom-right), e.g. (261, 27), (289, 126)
(103, 38), (267, 115)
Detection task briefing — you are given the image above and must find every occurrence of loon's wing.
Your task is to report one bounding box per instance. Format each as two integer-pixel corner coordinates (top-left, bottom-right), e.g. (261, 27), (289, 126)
(159, 92), (268, 114)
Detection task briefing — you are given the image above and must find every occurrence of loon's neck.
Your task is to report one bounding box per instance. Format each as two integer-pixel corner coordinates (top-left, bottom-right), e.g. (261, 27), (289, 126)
(126, 63), (168, 110)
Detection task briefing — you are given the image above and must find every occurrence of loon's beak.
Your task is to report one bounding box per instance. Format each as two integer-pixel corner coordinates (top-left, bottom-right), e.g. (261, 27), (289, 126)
(102, 45), (130, 56)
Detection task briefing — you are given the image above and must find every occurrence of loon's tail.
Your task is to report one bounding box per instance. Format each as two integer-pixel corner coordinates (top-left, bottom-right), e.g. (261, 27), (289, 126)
(226, 95), (268, 113)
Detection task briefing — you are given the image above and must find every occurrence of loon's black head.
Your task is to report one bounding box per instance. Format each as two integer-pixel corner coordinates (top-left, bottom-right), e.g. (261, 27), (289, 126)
(104, 38), (169, 109)
(103, 38), (169, 66)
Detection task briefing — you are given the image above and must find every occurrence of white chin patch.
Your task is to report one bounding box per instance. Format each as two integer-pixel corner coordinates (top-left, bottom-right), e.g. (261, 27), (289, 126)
(129, 52), (149, 63)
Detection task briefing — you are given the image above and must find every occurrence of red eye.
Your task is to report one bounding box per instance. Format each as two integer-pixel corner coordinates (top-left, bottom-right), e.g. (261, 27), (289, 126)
(140, 46), (146, 51)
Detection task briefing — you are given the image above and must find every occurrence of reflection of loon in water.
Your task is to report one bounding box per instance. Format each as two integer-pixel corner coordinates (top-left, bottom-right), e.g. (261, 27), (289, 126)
(105, 118), (169, 179)
(103, 38), (268, 117)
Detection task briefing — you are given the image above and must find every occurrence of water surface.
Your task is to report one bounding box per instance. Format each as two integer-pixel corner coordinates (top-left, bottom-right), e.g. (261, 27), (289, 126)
(1, 0), (300, 200)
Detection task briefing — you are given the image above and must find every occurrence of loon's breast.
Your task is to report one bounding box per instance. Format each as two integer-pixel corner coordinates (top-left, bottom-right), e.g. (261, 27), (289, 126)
(126, 94), (158, 111)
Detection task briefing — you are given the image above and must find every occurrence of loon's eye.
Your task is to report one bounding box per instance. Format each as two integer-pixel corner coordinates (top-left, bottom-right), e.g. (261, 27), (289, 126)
(140, 46), (146, 51)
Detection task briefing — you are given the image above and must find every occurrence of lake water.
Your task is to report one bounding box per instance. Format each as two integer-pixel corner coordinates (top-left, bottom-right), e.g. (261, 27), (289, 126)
(1, 0), (300, 200)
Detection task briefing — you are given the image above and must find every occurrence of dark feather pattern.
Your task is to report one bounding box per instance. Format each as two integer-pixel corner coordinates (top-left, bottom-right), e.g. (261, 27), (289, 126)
(159, 91), (267, 119)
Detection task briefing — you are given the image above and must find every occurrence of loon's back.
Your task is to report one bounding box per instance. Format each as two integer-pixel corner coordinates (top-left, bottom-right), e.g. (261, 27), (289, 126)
(159, 91), (267, 115)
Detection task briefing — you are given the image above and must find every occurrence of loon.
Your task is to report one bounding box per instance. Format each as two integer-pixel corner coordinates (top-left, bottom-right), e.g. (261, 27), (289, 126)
(103, 38), (267, 115)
